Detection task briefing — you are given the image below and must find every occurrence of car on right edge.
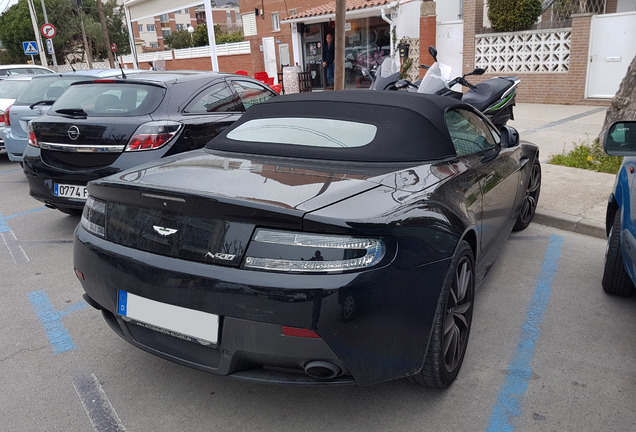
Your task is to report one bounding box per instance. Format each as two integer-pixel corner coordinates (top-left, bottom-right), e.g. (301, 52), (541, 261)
(602, 120), (636, 296)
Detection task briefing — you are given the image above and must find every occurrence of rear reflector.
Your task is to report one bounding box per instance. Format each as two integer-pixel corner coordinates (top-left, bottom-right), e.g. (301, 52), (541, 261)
(74, 268), (85, 280)
(282, 326), (320, 338)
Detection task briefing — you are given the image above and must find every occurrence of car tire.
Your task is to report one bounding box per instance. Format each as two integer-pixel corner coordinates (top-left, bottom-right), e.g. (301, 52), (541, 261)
(57, 207), (83, 216)
(602, 212), (635, 296)
(513, 160), (541, 231)
(408, 240), (475, 388)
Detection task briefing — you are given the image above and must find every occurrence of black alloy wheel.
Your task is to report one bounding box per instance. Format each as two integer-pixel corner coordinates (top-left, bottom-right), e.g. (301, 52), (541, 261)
(409, 240), (475, 388)
(602, 212), (635, 296)
(513, 160), (541, 231)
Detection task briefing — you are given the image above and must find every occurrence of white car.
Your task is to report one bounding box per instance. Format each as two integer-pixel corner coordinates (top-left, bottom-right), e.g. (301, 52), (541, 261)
(0, 75), (36, 152)
(0, 64), (53, 79)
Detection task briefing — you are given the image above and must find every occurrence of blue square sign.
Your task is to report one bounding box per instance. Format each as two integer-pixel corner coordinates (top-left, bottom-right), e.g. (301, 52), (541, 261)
(23, 41), (38, 55)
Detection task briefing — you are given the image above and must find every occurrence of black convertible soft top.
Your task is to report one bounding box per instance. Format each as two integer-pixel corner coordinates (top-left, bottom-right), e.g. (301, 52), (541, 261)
(207, 90), (465, 162)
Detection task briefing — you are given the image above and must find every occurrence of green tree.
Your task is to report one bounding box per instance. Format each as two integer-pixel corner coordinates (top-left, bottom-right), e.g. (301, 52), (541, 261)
(165, 24), (243, 49)
(0, 0), (129, 65)
(487, 0), (542, 32)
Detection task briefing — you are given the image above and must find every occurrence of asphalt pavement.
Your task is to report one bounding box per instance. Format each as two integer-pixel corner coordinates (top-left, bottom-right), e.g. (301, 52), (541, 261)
(509, 102), (614, 240)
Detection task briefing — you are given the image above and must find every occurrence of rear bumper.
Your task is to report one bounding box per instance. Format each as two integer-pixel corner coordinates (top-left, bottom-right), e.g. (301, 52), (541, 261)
(2, 128), (26, 162)
(74, 225), (450, 386)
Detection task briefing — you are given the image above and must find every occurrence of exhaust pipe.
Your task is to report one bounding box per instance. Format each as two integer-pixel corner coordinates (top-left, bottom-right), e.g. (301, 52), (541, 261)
(304, 361), (341, 380)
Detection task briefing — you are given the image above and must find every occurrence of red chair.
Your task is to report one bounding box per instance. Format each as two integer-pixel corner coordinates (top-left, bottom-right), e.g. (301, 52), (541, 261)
(270, 84), (282, 94)
(254, 71), (269, 83)
(234, 70), (248, 76)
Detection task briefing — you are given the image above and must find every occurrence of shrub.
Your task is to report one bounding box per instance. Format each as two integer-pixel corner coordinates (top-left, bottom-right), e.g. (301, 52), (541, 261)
(487, 0), (543, 32)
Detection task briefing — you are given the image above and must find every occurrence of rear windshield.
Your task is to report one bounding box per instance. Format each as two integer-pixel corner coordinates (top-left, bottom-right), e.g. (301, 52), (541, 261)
(52, 82), (165, 117)
(16, 76), (95, 104)
(227, 118), (377, 148)
(0, 79), (31, 99)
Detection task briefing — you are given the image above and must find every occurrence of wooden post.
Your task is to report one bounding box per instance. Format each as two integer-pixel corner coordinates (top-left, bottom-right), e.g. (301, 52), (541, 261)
(334, 0), (346, 90)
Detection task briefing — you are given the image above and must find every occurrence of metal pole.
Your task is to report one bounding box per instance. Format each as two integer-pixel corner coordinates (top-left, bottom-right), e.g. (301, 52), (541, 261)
(26, 0), (48, 67)
(123, 6), (139, 69)
(39, 0), (58, 71)
(204, 0), (219, 71)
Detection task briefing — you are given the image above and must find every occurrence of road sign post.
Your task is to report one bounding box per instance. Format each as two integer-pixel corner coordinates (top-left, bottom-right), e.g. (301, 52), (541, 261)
(40, 22), (58, 71)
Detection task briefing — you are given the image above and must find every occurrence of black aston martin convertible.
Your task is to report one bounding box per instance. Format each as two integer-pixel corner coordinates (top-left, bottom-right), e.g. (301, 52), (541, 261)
(73, 90), (541, 387)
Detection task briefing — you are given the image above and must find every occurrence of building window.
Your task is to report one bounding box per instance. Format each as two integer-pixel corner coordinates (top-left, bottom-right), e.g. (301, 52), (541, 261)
(159, 13), (169, 23)
(138, 24), (143, 33)
(242, 12), (257, 36)
(150, 43), (159, 48)
(146, 24), (155, 32)
(177, 24), (185, 31)
(162, 29), (171, 38)
(289, 9), (297, 16)
(271, 13), (280, 31)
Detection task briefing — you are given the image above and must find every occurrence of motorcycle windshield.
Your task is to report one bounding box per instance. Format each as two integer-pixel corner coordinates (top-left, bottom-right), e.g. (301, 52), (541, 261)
(417, 62), (452, 94)
(379, 56), (400, 78)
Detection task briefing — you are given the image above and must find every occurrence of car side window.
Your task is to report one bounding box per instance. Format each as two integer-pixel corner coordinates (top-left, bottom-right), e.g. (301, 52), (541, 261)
(231, 81), (275, 110)
(186, 83), (243, 114)
(445, 109), (498, 156)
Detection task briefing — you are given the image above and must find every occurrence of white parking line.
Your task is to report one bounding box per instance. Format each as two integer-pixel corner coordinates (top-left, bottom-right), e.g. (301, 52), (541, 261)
(72, 373), (127, 432)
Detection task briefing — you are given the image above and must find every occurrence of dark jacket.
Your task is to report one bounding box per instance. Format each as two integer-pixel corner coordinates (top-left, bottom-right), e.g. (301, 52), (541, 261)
(322, 41), (334, 65)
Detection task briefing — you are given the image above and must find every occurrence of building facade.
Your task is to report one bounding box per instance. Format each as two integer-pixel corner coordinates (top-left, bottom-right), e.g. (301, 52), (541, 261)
(131, 6), (241, 52)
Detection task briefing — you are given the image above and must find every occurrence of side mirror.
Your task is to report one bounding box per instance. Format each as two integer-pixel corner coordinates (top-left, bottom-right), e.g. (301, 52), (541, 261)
(604, 121), (636, 156)
(428, 46), (438, 62)
(500, 126), (519, 148)
(468, 67), (486, 76)
(394, 79), (411, 90)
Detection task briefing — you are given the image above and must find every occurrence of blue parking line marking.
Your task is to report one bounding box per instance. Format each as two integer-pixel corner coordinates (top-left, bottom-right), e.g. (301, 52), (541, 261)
(486, 235), (564, 432)
(0, 209), (9, 233)
(6, 207), (47, 219)
(0, 168), (22, 175)
(28, 290), (88, 354)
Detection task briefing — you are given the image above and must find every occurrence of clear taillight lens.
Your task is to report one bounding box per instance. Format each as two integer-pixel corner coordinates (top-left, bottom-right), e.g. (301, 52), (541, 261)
(124, 121), (181, 151)
(27, 122), (39, 147)
(81, 196), (107, 238)
(244, 229), (386, 273)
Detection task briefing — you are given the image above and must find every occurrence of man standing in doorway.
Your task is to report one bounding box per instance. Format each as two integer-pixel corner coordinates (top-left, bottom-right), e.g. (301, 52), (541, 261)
(322, 33), (335, 88)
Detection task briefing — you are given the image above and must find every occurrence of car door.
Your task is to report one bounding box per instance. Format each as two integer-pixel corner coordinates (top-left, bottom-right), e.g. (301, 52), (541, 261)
(445, 108), (521, 252)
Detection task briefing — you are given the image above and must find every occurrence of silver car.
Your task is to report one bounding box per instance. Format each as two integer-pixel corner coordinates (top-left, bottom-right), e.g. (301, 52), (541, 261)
(0, 75), (36, 152)
(3, 69), (141, 162)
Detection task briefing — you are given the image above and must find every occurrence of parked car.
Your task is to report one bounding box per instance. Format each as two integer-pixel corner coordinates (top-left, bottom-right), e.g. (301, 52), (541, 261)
(0, 64), (53, 78)
(73, 90), (541, 387)
(23, 71), (277, 215)
(3, 69), (139, 162)
(0, 75), (36, 152)
(602, 120), (636, 296)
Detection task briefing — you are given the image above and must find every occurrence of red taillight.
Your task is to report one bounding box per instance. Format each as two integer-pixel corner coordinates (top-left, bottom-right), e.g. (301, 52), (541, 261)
(27, 122), (39, 147)
(282, 326), (321, 338)
(124, 121), (181, 152)
(4, 104), (12, 126)
(126, 133), (174, 151)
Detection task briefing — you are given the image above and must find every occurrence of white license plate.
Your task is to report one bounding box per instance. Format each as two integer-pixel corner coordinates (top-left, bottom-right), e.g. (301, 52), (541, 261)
(117, 291), (219, 345)
(54, 183), (88, 199)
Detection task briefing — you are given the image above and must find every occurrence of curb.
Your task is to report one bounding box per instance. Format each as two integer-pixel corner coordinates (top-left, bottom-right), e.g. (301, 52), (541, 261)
(533, 208), (606, 240)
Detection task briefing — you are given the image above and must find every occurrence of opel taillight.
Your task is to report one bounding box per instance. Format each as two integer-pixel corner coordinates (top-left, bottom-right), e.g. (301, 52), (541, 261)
(124, 121), (181, 151)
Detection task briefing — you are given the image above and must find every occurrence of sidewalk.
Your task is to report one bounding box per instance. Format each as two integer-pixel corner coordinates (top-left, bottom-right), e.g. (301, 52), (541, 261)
(509, 103), (614, 239)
